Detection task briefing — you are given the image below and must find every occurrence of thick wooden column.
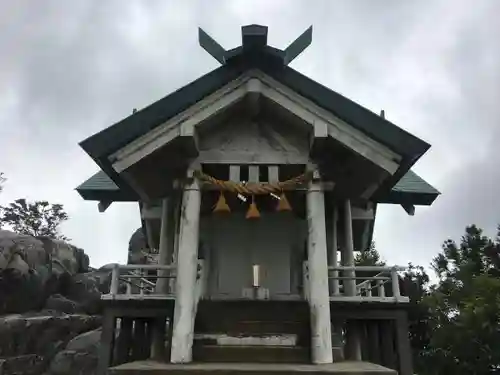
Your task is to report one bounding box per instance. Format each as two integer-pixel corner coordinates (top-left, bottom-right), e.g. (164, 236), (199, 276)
(306, 179), (333, 364)
(170, 179), (201, 363)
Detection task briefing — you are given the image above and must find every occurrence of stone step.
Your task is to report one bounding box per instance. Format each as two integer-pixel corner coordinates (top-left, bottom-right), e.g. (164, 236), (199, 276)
(194, 333), (298, 346)
(109, 360), (398, 375)
(192, 345), (310, 364)
(196, 320), (308, 337)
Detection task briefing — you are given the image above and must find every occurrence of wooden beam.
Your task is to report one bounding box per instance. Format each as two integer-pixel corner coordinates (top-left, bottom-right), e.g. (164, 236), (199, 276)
(351, 206), (375, 220)
(98, 201), (112, 213)
(401, 203), (415, 216)
(255, 71), (401, 174)
(246, 78), (261, 118)
(141, 205), (162, 220)
(120, 170), (151, 202)
(111, 80), (248, 174)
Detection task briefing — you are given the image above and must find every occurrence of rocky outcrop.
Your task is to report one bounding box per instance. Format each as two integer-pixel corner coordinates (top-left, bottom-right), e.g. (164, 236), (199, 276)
(46, 327), (102, 375)
(0, 230), (117, 374)
(0, 230), (91, 314)
(0, 312), (101, 375)
(0, 228), (150, 374)
(127, 227), (157, 265)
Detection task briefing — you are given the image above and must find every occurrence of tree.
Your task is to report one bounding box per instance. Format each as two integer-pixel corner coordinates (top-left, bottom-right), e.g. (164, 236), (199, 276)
(419, 225), (500, 375)
(0, 198), (69, 241)
(355, 241), (386, 266)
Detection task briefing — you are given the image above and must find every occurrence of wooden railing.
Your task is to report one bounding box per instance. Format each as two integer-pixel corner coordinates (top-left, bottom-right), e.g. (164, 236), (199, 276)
(102, 264), (176, 300)
(101, 261), (206, 300)
(302, 262), (409, 303)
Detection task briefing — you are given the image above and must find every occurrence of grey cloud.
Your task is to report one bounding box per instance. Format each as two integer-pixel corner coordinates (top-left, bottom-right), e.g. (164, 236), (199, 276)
(1, 0), (499, 267)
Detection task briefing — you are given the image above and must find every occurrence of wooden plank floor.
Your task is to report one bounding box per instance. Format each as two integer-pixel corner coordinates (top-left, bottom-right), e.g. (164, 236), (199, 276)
(109, 360), (396, 375)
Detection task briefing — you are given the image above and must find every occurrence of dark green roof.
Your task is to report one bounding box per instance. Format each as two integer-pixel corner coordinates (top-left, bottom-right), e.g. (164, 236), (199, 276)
(78, 25), (432, 200)
(76, 169), (439, 206)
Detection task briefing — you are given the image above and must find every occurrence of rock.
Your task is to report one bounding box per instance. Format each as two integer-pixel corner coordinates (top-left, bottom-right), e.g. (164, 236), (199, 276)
(63, 269), (113, 315)
(0, 230), (92, 314)
(44, 294), (83, 314)
(128, 227), (157, 265)
(0, 231), (48, 279)
(37, 237), (89, 276)
(0, 311), (101, 373)
(46, 328), (102, 375)
(0, 269), (46, 314)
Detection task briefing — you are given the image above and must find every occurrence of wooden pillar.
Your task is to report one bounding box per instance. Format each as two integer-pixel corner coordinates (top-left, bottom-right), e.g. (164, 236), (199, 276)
(345, 321), (363, 361)
(156, 197), (171, 294)
(115, 317), (133, 365)
(170, 178), (201, 363)
(97, 311), (116, 375)
(306, 178), (333, 364)
(330, 205), (340, 296)
(151, 197), (173, 360)
(343, 199), (362, 360)
(395, 312), (414, 375)
(343, 199), (356, 296)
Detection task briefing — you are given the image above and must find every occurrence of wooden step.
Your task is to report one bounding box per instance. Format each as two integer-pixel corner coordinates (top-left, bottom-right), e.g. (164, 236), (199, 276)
(109, 360), (398, 374)
(192, 345), (310, 364)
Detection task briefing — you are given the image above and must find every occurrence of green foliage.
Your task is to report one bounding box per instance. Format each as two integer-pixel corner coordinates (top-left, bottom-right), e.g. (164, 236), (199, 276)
(0, 198), (69, 241)
(355, 241), (386, 266)
(418, 225), (500, 375)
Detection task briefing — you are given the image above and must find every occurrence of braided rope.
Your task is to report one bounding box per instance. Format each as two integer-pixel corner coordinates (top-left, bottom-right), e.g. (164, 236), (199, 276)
(193, 170), (312, 195)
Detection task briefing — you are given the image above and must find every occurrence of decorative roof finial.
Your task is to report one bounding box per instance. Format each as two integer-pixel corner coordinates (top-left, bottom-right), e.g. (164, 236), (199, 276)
(198, 25), (313, 66)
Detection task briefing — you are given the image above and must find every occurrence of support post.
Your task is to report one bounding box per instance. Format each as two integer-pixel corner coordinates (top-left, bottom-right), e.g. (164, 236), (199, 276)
(170, 178), (201, 363)
(343, 199), (361, 359)
(343, 199), (356, 296)
(156, 198), (171, 294)
(151, 198), (171, 360)
(330, 205), (340, 296)
(306, 178), (333, 364)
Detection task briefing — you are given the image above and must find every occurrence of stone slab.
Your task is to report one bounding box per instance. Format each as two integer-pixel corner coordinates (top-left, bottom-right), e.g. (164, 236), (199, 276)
(110, 360), (396, 375)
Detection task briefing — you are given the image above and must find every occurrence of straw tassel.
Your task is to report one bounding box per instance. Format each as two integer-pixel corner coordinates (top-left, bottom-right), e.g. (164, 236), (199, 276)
(276, 192), (292, 212)
(246, 196), (260, 219)
(213, 192), (231, 213)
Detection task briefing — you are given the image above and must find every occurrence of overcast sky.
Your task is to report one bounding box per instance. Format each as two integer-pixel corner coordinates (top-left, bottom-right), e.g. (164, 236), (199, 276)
(1, 0), (499, 269)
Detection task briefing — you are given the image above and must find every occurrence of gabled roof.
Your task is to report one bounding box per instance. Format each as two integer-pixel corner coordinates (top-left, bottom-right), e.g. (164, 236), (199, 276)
(77, 25), (436, 203)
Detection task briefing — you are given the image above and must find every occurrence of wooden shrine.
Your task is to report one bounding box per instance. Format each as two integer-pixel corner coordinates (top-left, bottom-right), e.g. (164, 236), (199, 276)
(76, 25), (440, 375)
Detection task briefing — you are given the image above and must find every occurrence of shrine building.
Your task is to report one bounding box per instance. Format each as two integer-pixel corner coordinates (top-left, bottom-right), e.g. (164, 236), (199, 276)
(76, 25), (440, 375)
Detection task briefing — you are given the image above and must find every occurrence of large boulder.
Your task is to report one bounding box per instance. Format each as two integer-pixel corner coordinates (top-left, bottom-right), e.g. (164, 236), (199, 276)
(0, 311), (101, 374)
(62, 267), (114, 315)
(0, 230), (91, 314)
(45, 328), (102, 375)
(127, 227), (157, 265)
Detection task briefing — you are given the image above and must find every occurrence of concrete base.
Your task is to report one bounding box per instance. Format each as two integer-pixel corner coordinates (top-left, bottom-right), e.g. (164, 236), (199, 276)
(110, 360), (396, 374)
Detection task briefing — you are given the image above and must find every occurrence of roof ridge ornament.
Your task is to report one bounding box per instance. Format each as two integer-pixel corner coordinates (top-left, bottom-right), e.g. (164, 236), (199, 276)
(198, 25), (313, 66)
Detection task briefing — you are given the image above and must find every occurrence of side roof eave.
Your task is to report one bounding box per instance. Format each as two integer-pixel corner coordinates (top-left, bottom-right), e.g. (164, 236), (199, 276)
(76, 169), (440, 206)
